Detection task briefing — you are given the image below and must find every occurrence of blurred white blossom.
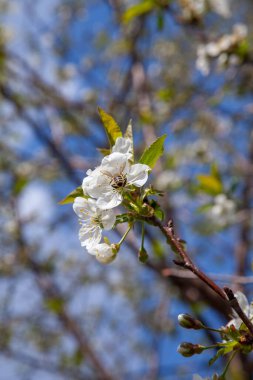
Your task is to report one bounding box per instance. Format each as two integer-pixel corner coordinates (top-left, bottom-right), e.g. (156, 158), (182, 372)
(180, 0), (230, 22)
(196, 24), (248, 75)
(209, 194), (236, 227)
(155, 170), (182, 191)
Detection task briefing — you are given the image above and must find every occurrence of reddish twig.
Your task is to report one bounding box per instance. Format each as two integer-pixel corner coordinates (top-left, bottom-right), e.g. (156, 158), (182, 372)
(151, 217), (253, 336)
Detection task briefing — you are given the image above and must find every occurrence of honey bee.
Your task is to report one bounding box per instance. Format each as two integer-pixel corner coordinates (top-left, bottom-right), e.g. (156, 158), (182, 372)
(110, 174), (127, 189)
(101, 163), (127, 190)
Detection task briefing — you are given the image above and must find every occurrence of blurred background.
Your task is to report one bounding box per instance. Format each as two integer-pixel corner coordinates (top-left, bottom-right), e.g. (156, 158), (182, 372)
(1, 0), (253, 379)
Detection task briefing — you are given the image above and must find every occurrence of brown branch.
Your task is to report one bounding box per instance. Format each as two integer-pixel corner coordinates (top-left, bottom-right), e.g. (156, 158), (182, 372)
(151, 217), (227, 300)
(14, 206), (115, 380)
(150, 216), (253, 337)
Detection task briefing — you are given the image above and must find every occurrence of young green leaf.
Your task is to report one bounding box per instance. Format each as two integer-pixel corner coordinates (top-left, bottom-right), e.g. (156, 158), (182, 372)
(98, 107), (122, 147)
(97, 147), (111, 156)
(209, 348), (225, 366)
(122, 0), (155, 24)
(196, 174), (223, 196)
(139, 134), (167, 169)
(59, 186), (85, 205)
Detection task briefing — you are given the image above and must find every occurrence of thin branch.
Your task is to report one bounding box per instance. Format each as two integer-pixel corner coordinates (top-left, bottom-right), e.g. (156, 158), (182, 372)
(150, 216), (253, 337)
(151, 217), (227, 300)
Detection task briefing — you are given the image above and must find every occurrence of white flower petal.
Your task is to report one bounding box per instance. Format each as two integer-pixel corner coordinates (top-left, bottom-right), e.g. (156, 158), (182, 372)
(101, 152), (130, 174)
(101, 210), (116, 230)
(127, 163), (150, 187)
(97, 191), (122, 210)
(235, 291), (249, 315)
(79, 225), (101, 248)
(112, 137), (133, 159)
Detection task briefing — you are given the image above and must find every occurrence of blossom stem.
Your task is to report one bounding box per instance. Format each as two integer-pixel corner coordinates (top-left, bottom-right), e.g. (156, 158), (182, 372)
(118, 224), (133, 246)
(202, 326), (223, 333)
(141, 222), (145, 250)
(221, 350), (237, 378)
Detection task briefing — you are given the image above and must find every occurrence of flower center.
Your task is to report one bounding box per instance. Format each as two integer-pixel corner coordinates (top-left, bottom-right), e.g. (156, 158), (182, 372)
(110, 174), (127, 189)
(91, 216), (103, 228)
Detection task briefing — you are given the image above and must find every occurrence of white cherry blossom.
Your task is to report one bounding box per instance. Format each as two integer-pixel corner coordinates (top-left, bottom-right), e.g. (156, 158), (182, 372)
(112, 137), (133, 160)
(87, 243), (117, 264)
(73, 197), (115, 249)
(82, 152), (150, 209)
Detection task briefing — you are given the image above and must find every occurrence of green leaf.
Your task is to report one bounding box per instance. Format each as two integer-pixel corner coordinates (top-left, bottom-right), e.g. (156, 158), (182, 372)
(45, 297), (65, 313)
(156, 9), (164, 31)
(197, 203), (213, 213)
(59, 186), (85, 205)
(122, 0), (155, 24)
(97, 147), (111, 156)
(98, 107), (122, 147)
(209, 348), (225, 366)
(139, 134), (167, 169)
(13, 176), (28, 195)
(149, 199), (164, 220)
(196, 174), (223, 196)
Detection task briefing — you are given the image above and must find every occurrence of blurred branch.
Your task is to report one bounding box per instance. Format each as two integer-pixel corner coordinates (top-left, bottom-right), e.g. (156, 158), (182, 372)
(13, 205), (116, 380)
(0, 84), (80, 185)
(2, 348), (88, 380)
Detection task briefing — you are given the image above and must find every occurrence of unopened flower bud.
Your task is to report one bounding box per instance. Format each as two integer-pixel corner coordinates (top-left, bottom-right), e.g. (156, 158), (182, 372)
(177, 342), (204, 357)
(138, 247), (149, 263)
(178, 314), (204, 330)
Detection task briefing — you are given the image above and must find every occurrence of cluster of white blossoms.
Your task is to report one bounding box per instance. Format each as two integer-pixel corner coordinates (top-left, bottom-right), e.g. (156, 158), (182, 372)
(196, 24), (248, 75)
(209, 194), (236, 227)
(73, 137), (150, 263)
(179, 0), (230, 22)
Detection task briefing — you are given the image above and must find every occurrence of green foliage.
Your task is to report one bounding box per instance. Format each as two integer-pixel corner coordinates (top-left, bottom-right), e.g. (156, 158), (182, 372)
(45, 297), (65, 313)
(149, 199), (164, 220)
(59, 186), (85, 205)
(13, 175), (28, 195)
(139, 134), (167, 169)
(97, 147), (111, 156)
(98, 107), (122, 147)
(115, 213), (134, 225)
(122, 0), (156, 24)
(196, 164), (223, 196)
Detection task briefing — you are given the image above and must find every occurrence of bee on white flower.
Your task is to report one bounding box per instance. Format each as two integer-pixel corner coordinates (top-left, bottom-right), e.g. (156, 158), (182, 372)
(82, 151), (150, 210)
(73, 197), (115, 249)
